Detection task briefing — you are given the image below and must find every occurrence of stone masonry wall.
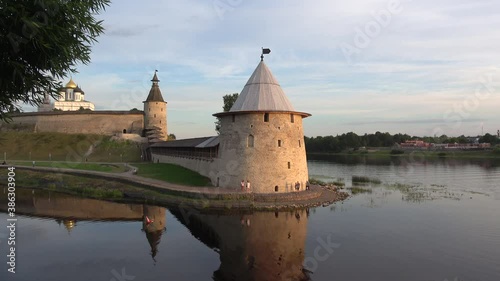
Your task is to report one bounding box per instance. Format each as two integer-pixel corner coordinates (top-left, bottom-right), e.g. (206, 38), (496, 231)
(217, 112), (309, 193)
(1, 111), (144, 135)
(143, 101), (167, 140)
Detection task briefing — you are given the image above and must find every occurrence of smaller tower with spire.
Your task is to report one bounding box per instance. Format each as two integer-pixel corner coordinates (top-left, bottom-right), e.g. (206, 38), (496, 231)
(143, 71), (168, 142)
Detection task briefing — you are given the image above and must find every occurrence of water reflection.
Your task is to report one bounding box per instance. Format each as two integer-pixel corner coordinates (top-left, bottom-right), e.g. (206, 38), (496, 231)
(0, 189), (311, 280)
(142, 206), (166, 261)
(171, 208), (310, 281)
(0, 189), (166, 262)
(308, 153), (500, 168)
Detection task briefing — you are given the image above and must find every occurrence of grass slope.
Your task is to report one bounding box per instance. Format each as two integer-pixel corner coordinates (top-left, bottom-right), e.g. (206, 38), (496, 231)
(0, 132), (141, 162)
(134, 163), (213, 187)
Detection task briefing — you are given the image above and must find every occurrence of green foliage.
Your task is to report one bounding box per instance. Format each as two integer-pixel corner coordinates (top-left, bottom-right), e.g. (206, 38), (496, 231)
(479, 133), (500, 145)
(168, 133), (176, 140)
(306, 132), (499, 153)
(390, 149), (405, 155)
(79, 187), (123, 199)
(437, 152), (447, 157)
(305, 132), (411, 153)
(215, 93), (239, 134)
(0, 0), (110, 120)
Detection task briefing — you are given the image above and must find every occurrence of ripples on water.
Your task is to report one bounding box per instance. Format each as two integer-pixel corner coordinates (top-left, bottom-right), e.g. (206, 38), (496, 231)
(0, 156), (499, 281)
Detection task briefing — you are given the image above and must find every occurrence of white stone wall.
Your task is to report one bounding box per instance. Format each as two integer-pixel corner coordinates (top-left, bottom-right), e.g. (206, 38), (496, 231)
(217, 112), (309, 193)
(143, 101), (167, 140)
(53, 101), (95, 111)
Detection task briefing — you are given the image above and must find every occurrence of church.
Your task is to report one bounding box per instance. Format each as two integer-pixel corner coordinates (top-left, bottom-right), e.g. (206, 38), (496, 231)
(38, 78), (95, 111)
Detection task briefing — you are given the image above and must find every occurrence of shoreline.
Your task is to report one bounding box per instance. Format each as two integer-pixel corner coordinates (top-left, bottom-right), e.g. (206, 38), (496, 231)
(8, 166), (349, 211)
(307, 150), (500, 158)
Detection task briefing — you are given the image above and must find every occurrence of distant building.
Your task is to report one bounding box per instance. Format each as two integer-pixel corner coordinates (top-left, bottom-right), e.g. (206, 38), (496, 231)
(38, 78), (95, 111)
(399, 140), (431, 148)
(439, 143), (491, 150)
(398, 140), (491, 150)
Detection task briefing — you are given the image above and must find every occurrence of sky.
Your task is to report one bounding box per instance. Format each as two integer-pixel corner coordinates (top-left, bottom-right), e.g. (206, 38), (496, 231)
(24, 0), (500, 139)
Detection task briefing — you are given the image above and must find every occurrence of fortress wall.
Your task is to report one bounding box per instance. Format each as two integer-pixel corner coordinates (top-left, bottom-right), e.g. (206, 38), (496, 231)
(217, 113), (309, 193)
(2, 111), (144, 135)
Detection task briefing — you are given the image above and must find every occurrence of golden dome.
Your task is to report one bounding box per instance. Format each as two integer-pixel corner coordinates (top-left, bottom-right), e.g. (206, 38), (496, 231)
(65, 78), (77, 88)
(62, 219), (76, 233)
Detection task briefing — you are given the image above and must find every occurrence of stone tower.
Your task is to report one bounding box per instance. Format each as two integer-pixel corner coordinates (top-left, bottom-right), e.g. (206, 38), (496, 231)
(213, 57), (311, 193)
(143, 71), (167, 141)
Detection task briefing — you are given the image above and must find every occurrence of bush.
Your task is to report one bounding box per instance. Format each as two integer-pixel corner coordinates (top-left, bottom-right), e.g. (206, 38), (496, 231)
(437, 152), (447, 157)
(390, 149), (405, 155)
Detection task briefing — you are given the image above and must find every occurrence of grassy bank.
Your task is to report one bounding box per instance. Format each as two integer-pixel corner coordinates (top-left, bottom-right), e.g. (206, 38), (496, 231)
(11, 161), (128, 173)
(134, 163), (213, 187)
(0, 132), (142, 162)
(1, 169), (345, 211)
(7, 170), (129, 199)
(5, 170), (212, 204)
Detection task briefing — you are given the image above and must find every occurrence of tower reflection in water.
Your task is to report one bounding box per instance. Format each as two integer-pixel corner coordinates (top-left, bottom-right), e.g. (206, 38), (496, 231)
(171, 208), (310, 281)
(142, 205), (166, 261)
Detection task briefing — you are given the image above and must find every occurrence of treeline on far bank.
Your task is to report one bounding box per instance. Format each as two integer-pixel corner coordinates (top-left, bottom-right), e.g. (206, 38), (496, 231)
(304, 132), (500, 153)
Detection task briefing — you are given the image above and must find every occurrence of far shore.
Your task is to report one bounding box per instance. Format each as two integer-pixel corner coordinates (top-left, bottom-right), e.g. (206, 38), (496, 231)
(307, 149), (500, 158)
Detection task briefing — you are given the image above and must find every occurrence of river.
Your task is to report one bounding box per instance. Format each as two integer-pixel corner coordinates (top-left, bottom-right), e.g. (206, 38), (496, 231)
(1, 155), (499, 281)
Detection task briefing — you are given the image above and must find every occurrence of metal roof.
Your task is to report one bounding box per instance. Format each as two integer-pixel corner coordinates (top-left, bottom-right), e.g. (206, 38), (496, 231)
(151, 136), (219, 148)
(229, 61), (295, 112)
(195, 136), (219, 148)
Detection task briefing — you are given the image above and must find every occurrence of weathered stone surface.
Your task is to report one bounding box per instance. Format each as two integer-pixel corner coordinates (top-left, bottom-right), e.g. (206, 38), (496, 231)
(216, 112), (309, 193)
(1, 111), (144, 135)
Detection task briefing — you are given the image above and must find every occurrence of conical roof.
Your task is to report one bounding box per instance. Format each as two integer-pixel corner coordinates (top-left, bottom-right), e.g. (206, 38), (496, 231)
(229, 61), (295, 112)
(145, 72), (165, 102)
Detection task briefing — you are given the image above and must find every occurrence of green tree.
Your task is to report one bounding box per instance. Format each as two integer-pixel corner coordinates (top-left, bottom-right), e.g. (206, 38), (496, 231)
(0, 0), (110, 120)
(214, 93), (239, 134)
(479, 133), (498, 145)
(168, 133), (176, 141)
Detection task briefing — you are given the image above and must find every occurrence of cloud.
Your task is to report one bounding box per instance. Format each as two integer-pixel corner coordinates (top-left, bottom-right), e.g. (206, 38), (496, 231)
(21, 0), (500, 138)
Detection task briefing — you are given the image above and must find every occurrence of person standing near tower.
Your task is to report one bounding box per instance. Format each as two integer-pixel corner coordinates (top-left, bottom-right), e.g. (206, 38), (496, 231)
(241, 180), (245, 191)
(246, 180), (251, 192)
